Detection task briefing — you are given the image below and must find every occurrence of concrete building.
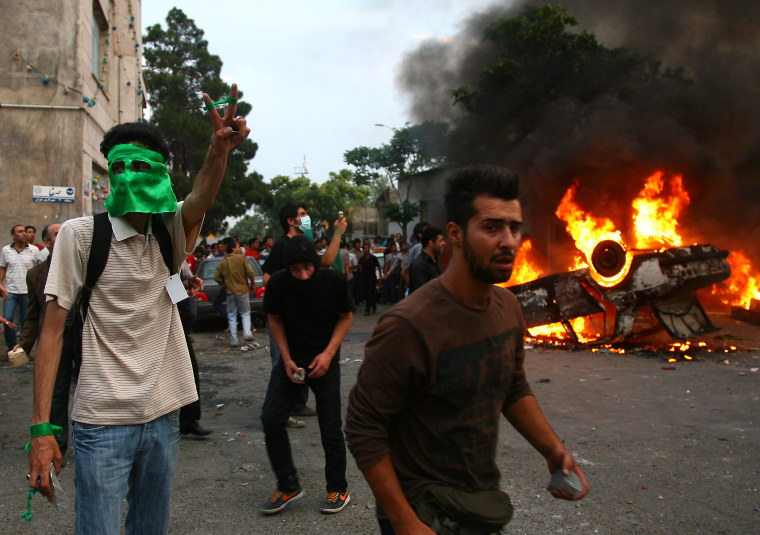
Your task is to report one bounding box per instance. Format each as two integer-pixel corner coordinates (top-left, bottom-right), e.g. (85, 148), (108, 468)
(0, 0), (145, 246)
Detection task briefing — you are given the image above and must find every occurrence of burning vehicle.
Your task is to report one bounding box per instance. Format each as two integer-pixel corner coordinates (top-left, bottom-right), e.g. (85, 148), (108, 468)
(501, 171), (758, 346)
(507, 239), (730, 344)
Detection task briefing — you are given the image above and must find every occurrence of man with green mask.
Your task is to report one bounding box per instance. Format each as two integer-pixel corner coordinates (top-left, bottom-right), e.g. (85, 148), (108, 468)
(27, 85), (250, 535)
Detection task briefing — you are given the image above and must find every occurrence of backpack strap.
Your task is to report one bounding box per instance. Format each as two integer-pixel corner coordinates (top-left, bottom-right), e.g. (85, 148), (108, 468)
(80, 212), (112, 321)
(151, 213), (174, 275)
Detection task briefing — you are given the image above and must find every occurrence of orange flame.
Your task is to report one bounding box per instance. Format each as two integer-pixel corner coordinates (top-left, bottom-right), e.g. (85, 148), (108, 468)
(632, 172), (690, 250)
(505, 238), (543, 286)
(714, 250), (760, 309)
(555, 183), (624, 266)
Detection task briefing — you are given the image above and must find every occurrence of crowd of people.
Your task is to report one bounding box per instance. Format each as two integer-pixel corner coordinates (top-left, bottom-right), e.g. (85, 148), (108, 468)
(9, 84), (588, 535)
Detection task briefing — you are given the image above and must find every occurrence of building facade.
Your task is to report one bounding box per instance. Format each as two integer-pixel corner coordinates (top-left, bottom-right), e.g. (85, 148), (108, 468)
(0, 0), (145, 245)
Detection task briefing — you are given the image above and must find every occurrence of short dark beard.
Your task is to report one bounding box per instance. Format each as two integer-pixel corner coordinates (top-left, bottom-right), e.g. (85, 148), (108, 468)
(462, 237), (513, 285)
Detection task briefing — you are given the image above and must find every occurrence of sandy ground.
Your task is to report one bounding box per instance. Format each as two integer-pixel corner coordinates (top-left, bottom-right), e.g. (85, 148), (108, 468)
(0, 307), (758, 534)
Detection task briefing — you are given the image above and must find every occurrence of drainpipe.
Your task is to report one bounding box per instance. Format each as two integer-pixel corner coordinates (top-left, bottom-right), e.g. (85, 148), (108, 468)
(0, 103), (83, 111)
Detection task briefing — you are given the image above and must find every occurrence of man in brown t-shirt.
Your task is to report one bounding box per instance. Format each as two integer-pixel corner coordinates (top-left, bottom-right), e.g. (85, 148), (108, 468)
(345, 165), (589, 534)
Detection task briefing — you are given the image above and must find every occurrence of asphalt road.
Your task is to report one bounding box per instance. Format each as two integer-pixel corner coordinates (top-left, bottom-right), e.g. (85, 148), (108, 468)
(0, 308), (758, 534)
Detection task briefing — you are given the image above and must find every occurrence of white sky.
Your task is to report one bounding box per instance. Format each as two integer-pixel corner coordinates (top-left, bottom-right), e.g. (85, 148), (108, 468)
(141, 0), (501, 183)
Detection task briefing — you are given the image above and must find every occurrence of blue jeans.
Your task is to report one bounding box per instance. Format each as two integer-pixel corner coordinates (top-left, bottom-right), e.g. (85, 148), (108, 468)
(72, 411), (180, 535)
(3, 292), (28, 350)
(227, 293), (252, 345)
(260, 355), (346, 493)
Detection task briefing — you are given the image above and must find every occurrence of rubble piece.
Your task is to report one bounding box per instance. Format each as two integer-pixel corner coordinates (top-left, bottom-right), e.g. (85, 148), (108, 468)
(8, 348), (29, 367)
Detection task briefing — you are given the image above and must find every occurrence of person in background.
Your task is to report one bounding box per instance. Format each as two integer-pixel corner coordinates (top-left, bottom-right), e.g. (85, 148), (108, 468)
(25, 225), (45, 251)
(358, 243), (381, 316)
(178, 263), (211, 437)
(0, 224), (39, 351)
(214, 237), (256, 347)
(259, 236), (274, 265)
(246, 237), (261, 262)
(261, 201), (348, 423)
(407, 226), (445, 295)
(260, 236), (353, 515)
(11, 223), (77, 459)
(380, 243), (399, 304)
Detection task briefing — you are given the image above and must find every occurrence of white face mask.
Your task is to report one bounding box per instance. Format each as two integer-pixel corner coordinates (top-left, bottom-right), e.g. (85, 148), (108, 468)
(298, 215), (311, 232)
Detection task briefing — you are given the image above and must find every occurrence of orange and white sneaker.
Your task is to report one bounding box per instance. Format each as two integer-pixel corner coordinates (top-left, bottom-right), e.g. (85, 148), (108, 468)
(319, 490), (351, 513)
(261, 488), (304, 514)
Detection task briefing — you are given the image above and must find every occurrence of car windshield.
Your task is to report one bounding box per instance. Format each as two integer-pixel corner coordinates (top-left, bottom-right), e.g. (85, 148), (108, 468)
(197, 256), (262, 279)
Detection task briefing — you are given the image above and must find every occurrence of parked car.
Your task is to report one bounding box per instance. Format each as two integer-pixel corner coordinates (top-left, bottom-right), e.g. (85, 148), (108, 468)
(194, 256), (267, 326)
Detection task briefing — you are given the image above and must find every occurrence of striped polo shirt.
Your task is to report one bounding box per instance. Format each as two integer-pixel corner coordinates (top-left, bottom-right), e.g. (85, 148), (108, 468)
(0, 244), (39, 294)
(45, 203), (199, 425)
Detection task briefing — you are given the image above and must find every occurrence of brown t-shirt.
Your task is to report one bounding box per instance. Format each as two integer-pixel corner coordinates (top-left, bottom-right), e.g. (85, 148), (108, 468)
(214, 252), (255, 296)
(345, 278), (533, 504)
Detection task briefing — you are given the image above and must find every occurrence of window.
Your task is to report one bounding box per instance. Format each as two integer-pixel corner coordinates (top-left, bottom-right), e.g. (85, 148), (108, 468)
(91, 15), (101, 76)
(91, 2), (107, 79)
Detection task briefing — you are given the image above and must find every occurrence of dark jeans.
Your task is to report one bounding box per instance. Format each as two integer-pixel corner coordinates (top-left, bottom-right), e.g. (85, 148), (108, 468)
(362, 279), (377, 313)
(267, 319), (309, 412)
(381, 272), (400, 303)
(179, 336), (201, 427)
(212, 284), (227, 320)
(378, 518), (395, 534)
(260, 354), (347, 493)
(178, 299), (201, 427)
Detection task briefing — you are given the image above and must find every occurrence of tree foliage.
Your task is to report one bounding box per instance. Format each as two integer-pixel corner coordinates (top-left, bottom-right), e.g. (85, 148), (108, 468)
(253, 170), (372, 236)
(227, 213), (270, 241)
(344, 121), (447, 236)
(143, 8), (265, 235)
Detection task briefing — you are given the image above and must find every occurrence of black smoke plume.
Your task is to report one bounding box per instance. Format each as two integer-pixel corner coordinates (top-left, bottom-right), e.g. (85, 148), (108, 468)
(399, 0), (760, 268)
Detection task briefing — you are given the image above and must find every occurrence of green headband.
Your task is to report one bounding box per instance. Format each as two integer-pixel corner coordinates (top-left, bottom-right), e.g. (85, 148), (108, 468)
(105, 144), (177, 217)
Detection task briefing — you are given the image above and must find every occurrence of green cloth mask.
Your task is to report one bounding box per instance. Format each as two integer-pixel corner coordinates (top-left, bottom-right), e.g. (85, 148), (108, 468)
(105, 144), (177, 217)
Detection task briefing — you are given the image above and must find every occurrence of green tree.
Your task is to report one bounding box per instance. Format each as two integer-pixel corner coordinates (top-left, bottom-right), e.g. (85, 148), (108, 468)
(255, 170), (371, 236)
(344, 121), (447, 237)
(143, 8), (266, 235)
(227, 213), (270, 240)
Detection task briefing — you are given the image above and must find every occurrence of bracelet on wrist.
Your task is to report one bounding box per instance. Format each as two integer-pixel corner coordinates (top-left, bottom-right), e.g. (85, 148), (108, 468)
(25, 423), (63, 452)
(334, 231), (343, 236)
(30, 423), (63, 438)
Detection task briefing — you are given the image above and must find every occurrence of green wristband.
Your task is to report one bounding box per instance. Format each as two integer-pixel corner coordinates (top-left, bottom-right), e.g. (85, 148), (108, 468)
(335, 231), (343, 236)
(25, 423), (63, 453)
(30, 423), (63, 438)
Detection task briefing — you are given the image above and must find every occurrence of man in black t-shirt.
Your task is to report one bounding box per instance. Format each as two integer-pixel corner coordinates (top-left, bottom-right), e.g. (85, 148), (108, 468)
(262, 200), (348, 419)
(407, 226), (444, 294)
(357, 243), (381, 315)
(260, 236), (354, 516)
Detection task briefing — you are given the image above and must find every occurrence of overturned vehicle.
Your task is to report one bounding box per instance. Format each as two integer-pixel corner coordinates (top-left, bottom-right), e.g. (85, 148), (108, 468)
(507, 240), (731, 344)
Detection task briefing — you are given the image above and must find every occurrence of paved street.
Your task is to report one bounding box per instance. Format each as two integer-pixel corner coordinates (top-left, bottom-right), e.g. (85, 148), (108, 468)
(1, 307), (758, 534)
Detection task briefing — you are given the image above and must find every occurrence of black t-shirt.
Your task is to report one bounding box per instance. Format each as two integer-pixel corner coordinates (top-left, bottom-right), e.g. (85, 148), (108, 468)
(357, 253), (381, 282)
(262, 235), (290, 276)
(408, 250), (441, 294)
(264, 267), (353, 364)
